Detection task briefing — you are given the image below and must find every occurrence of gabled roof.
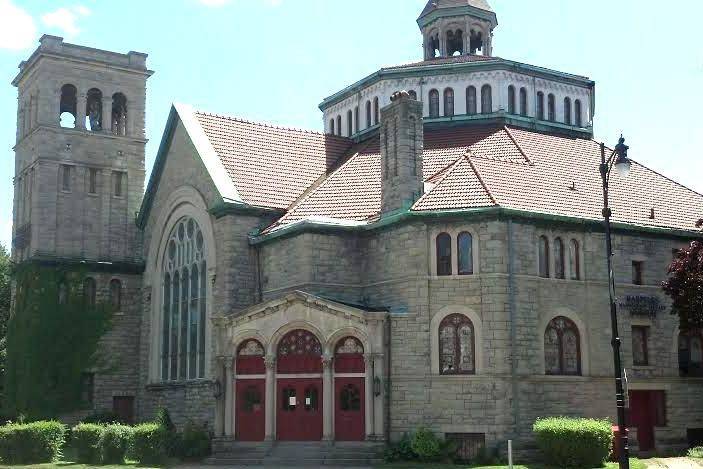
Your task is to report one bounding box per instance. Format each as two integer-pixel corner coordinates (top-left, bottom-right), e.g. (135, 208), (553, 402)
(138, 104), (353, 227)
(262, 125), (703, 236)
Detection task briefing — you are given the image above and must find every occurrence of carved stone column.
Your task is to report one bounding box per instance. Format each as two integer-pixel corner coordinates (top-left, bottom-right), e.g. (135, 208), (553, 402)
(264, 355), (276, 441)
(102, 97), (112, 134)
(224, 356), (234, 437)
(373, 353), (385, 438)
(76, 93), (87, 130)
(322, 354), (333, 441)
(364, 354), (374, 440)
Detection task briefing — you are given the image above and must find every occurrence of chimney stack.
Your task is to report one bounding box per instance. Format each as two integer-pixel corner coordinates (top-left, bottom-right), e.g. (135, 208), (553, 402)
(380, 91), (424, 215)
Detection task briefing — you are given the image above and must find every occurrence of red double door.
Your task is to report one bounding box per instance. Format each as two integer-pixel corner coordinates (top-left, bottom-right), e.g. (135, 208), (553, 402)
(235, 379), (265, 441)
(334, 377), (365, 441)
(276, 378), (323, 441)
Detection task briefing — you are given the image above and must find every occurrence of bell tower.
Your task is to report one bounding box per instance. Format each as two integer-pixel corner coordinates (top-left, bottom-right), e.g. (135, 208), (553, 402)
(418, 0), (498, 60)
(11, 34), (153, 265)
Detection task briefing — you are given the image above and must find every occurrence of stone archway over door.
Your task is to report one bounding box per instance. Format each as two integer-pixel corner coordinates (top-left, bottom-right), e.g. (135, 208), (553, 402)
(334, 337), (365, 441)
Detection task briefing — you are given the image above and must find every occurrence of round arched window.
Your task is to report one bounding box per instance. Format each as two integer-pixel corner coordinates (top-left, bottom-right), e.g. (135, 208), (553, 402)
(277, 330), (322, 373)
(160, 216), (207, 381)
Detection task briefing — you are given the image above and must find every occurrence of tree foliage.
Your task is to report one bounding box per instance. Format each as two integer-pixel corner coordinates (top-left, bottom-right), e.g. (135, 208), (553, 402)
(5, 264), (113, 419)
(663, 219), (703, 331)
(0, 244), (12, 412)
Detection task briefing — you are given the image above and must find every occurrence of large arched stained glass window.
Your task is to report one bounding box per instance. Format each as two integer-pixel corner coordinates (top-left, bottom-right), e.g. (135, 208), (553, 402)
(429, 89), (440, 118)
(439, 314), (475, 374)
(544, 316), (581, 375)
(161, 217), (207, 381)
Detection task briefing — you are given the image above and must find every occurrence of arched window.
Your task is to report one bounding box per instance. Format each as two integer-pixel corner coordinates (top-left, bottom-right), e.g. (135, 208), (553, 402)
(436, 232), (452, 276)
(554, 238), (565, 279)
(439, 314), (475, 374)
(519, 87), (527, 116)
(237, 339), (265, 374)
(110, 279), (122, 310)
(277, 329), (322, 373)
(354, 106), (360, 133)
(429, 89), (439, 118)
(336, 115), (342, 136)
(365, 100), (372, 128)
(59, 84), (77, 128)
(569, 239), (580, 280)
(544, 316), (581, 375)
(507, 85), (516, 114)
(161, 217), (207, 381)
(329, 119), (335, 135)
(538, 235), (550, 278)
(563, 97), (572, 125)
(547, 93), (555, 122)
(457, 232), (473, 275)
(408, 90), (417, 100)
(536, 92), (545, 120)
(111, 93), (127, 136)
(334, 336), (364, 373)
(373, 97), (379, 125)
(346, 110), (353, 136)
(679, 331), (703, 377)
(83, 277), (96, 307)
(480, 85), (492, 114)
(443, 88), (454, 117)
(447, 29), (463, 56)
(574, 100), (582, 127)
(85, 88), (103, 131)
(466, 86), (477, 115)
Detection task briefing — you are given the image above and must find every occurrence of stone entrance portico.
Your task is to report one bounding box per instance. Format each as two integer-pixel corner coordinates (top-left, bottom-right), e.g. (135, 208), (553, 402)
(213, 291), (388, 442)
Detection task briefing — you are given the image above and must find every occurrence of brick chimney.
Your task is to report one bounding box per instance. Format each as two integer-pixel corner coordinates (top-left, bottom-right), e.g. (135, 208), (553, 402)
(380, 91), (424, 215)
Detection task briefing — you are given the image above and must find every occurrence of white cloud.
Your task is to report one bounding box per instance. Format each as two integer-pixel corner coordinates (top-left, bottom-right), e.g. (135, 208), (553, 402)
(41, 5), (91, 38)
(0, 0), (37, 50)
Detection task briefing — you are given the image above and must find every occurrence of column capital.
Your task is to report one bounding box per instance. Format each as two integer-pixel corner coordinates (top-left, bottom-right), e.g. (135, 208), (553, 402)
(216, 355), (234, 367)
(321, 354), (333, 370)
(264, 355), (276, 370)
(363, 353), (374, 365)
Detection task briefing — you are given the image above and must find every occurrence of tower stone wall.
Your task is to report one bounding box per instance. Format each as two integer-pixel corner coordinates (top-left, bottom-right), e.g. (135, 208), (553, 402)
(11, 35), (152, 420)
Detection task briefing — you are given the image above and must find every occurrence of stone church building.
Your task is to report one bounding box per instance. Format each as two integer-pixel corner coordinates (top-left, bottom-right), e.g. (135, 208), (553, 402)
(10, 0), (703, 458)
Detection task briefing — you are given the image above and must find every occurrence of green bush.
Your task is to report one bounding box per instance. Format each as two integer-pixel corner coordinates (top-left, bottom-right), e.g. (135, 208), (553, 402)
(0, 420), (66, 464)
(177, 421), (211, 459)
(533, 417), (613, 468)
(689, 446), (703, 458)
(71, 423), (103, 464)
(82, 410), (122, 424)
(100, 424), (133, 464)
(129, 423), (166, 464)
(155, 408), (179, 457)
(384, 433), (417, 462)
(411, 427), (441, 461)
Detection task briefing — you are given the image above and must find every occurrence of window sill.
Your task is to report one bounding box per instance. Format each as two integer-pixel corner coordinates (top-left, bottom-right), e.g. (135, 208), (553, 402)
(146, 379), (213, 390)
(87, 192), (99, 197)
(632, 365), (655, 370)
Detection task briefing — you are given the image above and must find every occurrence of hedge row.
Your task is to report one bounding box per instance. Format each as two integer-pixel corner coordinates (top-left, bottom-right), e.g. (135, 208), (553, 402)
(72, 422), (134, 464)
(0, 421), (66, 464)
(533, 417), (613, 468)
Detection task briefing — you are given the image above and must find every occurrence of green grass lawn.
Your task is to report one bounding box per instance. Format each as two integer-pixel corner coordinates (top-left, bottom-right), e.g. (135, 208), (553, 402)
(376, 458), (648, 469)
(0, 461), (164, 469)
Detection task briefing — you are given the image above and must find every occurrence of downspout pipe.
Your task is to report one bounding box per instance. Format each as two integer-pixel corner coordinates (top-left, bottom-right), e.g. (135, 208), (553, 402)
(507, 220), (520, 439)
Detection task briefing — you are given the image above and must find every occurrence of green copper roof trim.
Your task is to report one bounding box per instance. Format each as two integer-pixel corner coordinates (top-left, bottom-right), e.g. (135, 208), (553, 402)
(250, 207), (702, 246)
(15, 256), (145, 275)
(210, 201), (285, 219)
(417, 5), (497, 28)
(320, 58), (593, 111)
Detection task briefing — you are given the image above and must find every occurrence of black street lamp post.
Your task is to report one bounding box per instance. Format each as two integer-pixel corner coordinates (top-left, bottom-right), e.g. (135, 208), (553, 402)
(599, 136), (632, 469)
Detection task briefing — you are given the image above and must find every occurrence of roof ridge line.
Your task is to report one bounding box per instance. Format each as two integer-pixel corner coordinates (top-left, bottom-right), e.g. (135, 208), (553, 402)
(503, 125), (533, 165)
(412, 155), (467, 209)
(465, 151), (498, 206)
(194, 109), (350, 139)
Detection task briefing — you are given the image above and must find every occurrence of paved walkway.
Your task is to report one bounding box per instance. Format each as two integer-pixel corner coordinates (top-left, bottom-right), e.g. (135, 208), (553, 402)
(647, 458), (703, 469)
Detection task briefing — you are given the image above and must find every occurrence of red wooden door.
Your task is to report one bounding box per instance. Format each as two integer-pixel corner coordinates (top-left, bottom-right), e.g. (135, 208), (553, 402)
(335, 378), (365, 441)
(235, 380), (265, 441)
(628, 391), (665, 451)
(276, 378), (323, 441)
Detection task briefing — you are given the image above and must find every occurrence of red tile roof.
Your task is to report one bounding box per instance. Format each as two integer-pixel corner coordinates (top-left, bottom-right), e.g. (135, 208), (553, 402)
(262, 125), (703, 234)
(194, 111), (352, 209)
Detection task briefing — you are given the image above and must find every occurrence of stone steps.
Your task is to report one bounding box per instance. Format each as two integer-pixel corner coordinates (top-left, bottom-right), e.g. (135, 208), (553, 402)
(206, 440), (384, 466)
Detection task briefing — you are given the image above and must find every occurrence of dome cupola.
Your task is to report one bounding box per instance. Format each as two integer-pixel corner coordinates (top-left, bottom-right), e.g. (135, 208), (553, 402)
(418, 0), (498, 60)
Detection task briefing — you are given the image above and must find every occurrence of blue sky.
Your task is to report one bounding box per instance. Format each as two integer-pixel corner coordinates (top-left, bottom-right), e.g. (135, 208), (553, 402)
(0, 0), (702, 249)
